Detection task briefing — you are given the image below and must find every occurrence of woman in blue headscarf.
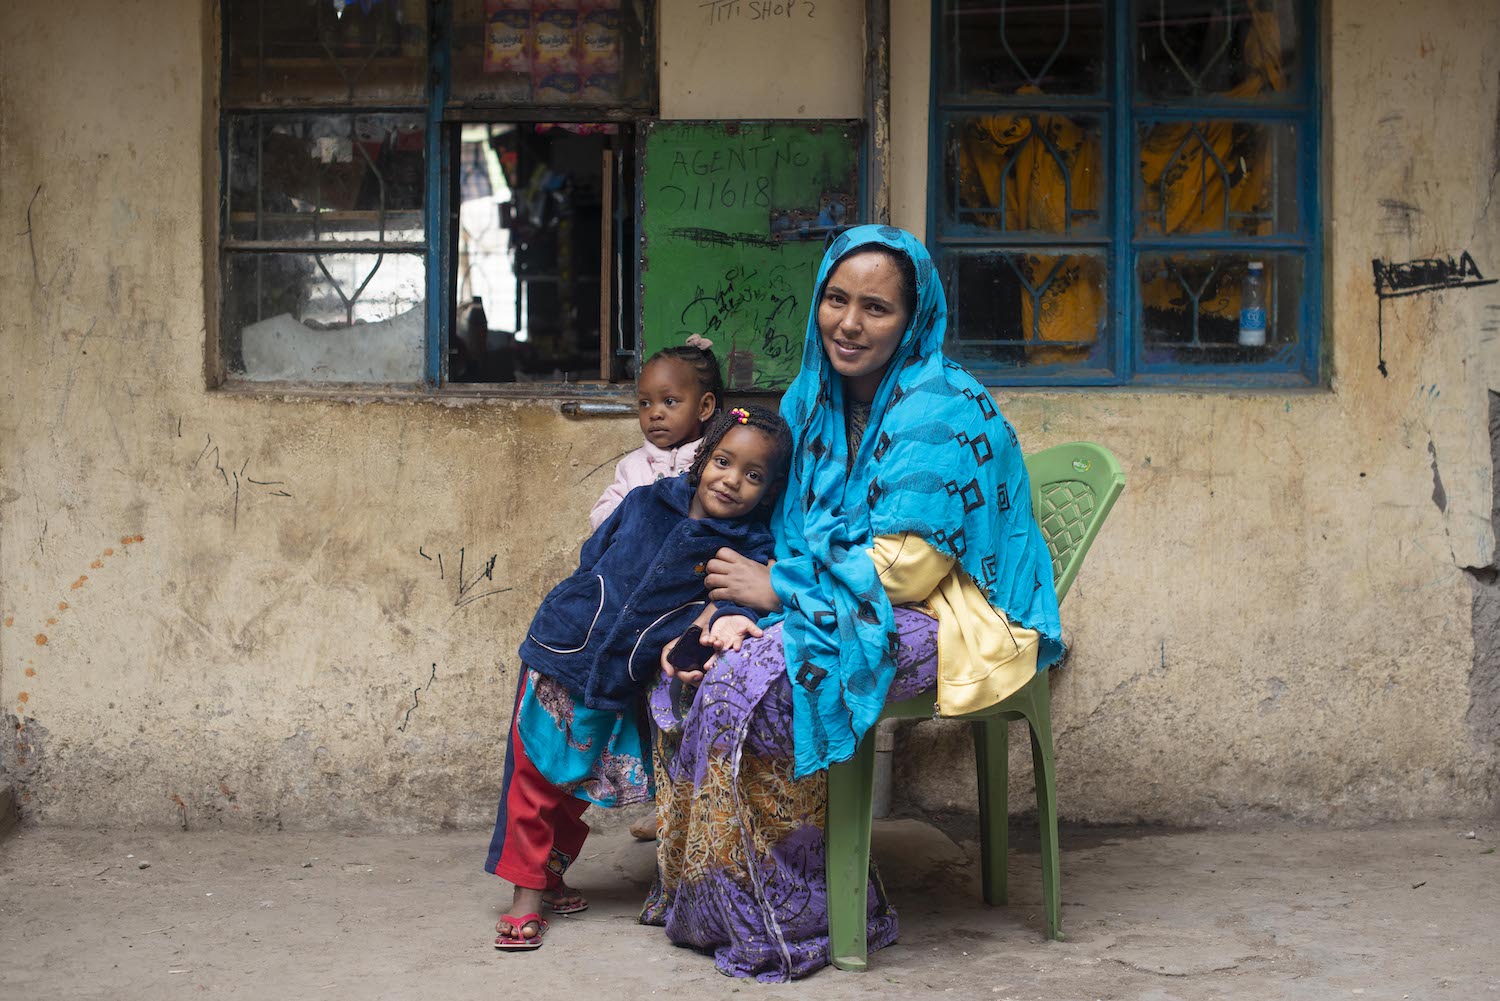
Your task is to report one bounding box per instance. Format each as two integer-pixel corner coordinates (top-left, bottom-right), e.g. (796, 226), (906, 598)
(641, 225), (1062, 981)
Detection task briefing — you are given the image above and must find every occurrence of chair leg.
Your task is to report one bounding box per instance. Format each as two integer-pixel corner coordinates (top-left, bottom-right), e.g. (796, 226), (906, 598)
(971, 719), (1009, 906)
(1027, 689), (1063, 941)
(826, 733), (877, 971)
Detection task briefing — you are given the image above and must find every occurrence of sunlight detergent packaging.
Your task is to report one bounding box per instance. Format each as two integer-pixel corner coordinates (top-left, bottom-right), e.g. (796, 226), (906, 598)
(578, 0), (620, 101)
(483, 0), (531, 75)
(532, 0), (580, 102)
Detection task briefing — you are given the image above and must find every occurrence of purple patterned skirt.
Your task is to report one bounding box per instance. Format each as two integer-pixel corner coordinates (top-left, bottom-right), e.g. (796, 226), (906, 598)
(639, 606), (940, 981)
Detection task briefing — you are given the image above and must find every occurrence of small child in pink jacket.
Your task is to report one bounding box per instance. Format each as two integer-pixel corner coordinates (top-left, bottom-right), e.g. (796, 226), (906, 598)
(589, 341), (725, 530)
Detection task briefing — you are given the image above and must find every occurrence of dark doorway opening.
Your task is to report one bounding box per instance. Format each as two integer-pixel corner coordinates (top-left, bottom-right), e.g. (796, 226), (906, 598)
(449, 122), (635, 384)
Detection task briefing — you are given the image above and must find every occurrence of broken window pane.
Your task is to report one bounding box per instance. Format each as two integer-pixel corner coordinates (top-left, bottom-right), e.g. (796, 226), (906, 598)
(449, 122), (630, 384)
(222, 251), (426, 383)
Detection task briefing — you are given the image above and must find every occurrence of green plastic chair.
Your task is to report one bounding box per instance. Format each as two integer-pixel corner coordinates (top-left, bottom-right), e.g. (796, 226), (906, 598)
(825, 441), (1126, 972)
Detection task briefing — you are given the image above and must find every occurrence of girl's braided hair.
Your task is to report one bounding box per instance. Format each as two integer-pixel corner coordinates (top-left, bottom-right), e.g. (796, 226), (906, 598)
(643, 345), (725, 411)
(687, 403), (794, 503)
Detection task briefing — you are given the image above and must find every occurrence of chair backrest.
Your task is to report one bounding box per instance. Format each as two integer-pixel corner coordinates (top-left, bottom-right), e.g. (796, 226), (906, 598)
(1024, 442), (1126, 604)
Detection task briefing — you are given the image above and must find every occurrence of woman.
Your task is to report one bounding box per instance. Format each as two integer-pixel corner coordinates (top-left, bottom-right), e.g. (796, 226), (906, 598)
(642, 225), (1063, 980)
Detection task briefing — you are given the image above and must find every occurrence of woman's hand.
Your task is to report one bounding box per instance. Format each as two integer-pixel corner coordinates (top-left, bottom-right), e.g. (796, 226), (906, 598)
(704, 548), (782, 614)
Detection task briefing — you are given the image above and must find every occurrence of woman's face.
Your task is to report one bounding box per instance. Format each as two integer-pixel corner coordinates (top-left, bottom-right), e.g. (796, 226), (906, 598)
(816, 250), (912, 404)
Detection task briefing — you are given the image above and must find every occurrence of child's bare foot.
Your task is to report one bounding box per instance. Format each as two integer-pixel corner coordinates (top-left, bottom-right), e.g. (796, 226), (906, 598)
(495, 887), (547, 950)
(629, 817), (658, 841)
(542, 882), (589, 914)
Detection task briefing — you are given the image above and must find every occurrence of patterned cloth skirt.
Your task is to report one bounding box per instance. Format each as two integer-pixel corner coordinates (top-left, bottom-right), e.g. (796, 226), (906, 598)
(515, 668), (652, 809)
(639, 606), (940, 981)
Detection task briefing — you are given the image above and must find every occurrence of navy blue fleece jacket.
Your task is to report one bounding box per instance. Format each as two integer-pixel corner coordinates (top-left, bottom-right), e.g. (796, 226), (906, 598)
(518, 474), (775, 711)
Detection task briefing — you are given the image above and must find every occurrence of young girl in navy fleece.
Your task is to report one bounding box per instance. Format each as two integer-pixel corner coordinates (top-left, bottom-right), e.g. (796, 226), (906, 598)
(486, 404), (793, 952)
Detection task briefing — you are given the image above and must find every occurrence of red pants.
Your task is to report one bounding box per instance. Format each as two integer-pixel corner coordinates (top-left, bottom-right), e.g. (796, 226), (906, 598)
(483, 671), (589, 891)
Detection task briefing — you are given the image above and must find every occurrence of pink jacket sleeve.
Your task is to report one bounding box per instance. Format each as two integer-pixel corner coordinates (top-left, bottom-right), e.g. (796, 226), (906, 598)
(588, 439), (702, 530)
(589, 447), (653, 530)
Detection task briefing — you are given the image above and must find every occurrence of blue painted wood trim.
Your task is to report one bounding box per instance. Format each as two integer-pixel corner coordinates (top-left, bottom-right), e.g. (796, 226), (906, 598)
(1301, 0), (1324, 384)
(1113, 0), (1133, 383)
(424, 0), (452, 388)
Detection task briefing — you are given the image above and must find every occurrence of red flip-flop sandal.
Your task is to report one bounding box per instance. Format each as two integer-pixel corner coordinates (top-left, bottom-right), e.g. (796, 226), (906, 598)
(545, 889), (589, 915)
(494, 913), (548, 951)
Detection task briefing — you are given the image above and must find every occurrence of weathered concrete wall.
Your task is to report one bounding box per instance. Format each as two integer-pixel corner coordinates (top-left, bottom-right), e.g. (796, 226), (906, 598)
(0, 1), (673, 831)
(2, 0), (1498, 832)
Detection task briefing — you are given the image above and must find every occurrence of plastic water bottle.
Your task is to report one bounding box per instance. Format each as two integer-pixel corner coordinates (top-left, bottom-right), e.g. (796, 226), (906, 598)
(1238, 261), (1266, 347)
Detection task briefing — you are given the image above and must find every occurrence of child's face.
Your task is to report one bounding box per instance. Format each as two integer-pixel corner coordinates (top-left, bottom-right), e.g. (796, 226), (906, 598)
(637, 358), (715, 450)
(691, 426), (782, 521)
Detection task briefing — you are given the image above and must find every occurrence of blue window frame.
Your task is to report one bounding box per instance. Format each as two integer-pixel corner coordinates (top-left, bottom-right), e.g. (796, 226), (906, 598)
(929, 0), (1322, 387)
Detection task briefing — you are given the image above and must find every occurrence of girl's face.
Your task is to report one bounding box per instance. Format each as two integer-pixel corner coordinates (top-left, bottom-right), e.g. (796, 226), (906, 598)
(637, 357), (716, 450)
(690, 426), (781, 521)
(817, 250), (912, 404)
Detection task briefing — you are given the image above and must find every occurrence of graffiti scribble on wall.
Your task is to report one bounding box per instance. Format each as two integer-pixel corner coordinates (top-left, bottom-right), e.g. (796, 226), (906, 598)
(674, 261), (803, 388)
(189, 429), (292, 529)
(397, 663), (438, 732)
(1373, 251), (1497, 299)
(419, 545), (510, 611)
(699, 0), (817, 27)
(1371, 251), (1498, 377)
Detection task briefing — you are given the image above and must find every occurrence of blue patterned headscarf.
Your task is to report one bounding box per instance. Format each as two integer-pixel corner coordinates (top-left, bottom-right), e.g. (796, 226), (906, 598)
(769, 225), (1063, 778)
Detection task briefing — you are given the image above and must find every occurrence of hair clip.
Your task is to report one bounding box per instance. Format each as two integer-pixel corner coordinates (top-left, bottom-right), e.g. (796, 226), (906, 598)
(685, 334), (714, 350)
(730, 407), (750, 424)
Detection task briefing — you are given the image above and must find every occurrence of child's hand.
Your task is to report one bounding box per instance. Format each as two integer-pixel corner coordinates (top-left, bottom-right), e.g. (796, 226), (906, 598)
(661, 632), (713, 686)
(671, 665), (707, 686)
(707, 614), (763, 653)
(660, 637), (681, 677)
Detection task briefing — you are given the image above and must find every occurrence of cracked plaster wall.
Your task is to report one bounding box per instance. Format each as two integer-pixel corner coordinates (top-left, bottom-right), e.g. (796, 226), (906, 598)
(1, 0), (1498, 832)
(1465, 392), (1500, 806)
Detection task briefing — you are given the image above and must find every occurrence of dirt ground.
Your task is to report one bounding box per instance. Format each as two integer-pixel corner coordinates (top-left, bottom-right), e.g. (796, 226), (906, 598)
(1, 815), (1495, 1000)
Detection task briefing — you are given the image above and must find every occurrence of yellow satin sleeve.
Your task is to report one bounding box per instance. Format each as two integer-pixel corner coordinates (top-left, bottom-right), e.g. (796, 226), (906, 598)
(869, 532), (954, 604)
(868, 532), (1042, 717)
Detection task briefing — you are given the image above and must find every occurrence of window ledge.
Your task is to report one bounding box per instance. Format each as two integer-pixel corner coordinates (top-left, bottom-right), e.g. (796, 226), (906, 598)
(211, 379), (638, 409)
(984, 381), (1332, 399)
